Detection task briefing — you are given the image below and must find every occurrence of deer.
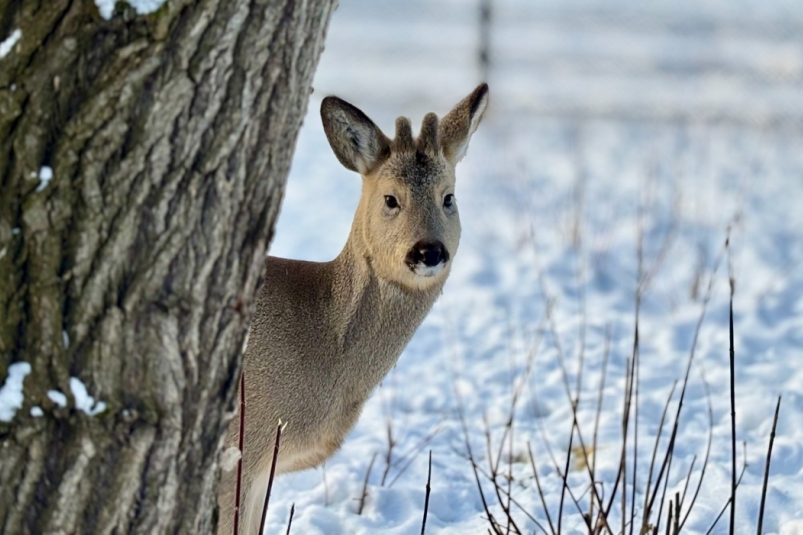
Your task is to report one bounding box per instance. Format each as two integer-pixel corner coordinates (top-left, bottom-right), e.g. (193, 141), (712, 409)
(216, 84), (489, 535)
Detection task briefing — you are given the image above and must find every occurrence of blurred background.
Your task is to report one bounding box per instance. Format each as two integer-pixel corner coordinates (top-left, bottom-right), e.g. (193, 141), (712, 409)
(265, 1), (803, 532)
(314, 0), (803, 125)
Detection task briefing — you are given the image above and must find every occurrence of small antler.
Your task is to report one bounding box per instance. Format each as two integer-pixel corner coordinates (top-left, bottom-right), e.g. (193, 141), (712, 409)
(394, 117), (415, 152)
(416, 113), (439, 156)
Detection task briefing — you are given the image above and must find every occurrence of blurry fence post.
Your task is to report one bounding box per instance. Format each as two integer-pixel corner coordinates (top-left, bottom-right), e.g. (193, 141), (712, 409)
(479, 0), (492, 82)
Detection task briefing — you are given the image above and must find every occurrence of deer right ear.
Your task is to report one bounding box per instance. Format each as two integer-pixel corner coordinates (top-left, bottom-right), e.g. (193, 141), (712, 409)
(439, 84), (489, 166)
(321, 97), (391, 175)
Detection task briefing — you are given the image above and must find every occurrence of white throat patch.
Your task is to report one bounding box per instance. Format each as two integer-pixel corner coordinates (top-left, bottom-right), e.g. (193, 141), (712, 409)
(412, 262), (445, 278)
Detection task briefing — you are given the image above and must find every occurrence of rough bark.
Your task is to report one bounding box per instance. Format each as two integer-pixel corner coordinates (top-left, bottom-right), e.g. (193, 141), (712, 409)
(0, 0), (334, 533)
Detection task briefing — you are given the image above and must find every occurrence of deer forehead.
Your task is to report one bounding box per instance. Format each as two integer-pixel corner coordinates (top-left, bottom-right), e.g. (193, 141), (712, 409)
(376, 150), (453, 193)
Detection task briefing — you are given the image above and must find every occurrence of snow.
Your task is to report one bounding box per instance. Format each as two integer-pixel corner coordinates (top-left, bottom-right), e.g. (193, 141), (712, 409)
(253, 1), (803, 533)
(36, 166), (52, 192)
(0, 29), (21, 59)
(95, 0), (167, 20)
(0, 362), (31, 422)
(221, 447), (242, 472)
(47, 390), (67, 408)
(69, 377), (106, 416)
(30, 406), (43, 417)
(47, 379), (106, 415)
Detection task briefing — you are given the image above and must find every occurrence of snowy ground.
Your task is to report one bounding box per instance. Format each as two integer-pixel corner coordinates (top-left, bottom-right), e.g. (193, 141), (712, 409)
(264, 1), (803, 533)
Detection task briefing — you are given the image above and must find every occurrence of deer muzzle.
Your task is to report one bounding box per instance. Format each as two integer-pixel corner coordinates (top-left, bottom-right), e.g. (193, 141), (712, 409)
(405, 240), (450, 277)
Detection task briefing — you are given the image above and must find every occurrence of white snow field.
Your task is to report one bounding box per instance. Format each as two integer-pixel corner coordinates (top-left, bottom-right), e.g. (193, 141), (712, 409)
(263, 1), (803, 533)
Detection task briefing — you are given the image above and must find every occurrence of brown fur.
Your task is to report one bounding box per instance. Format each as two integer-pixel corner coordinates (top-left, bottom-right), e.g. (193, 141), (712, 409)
(217, 84), (488, 535)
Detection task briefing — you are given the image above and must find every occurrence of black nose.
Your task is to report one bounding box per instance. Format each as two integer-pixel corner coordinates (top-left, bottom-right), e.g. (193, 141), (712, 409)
(406, 240), (449, 267)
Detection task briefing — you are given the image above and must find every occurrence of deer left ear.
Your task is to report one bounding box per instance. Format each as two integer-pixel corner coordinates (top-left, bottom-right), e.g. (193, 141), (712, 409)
(321, 96), (391, 175)
(438, 84), (489, 166)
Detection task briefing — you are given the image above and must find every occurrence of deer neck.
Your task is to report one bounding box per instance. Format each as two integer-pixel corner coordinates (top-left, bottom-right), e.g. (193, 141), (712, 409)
(329, 231), (443, 396)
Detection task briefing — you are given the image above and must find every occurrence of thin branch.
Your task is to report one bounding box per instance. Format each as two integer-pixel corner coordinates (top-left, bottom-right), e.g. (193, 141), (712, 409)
(676, 456), (698, 517)
(757, 396), (781, 535)
(285, 504), (295, 535)
(421, 451), (432, 535)
(705, 442), (748, 535)
(455, 383), (503, 535)
(728, 235), (737, 535)
(591, 326), (611, 527)
(471, 455), (550, 535)
(527, 441), (556, 535)
(380, 419), (395, 486)
(649, 239), (726, 529)
(322, 462), (330, 506)
(386, 424), (443, 488)
(233, 372), (245, 535)
(679, 365), (715, 529)
(629, 334), (640, 535)
(259, 421), (284, 535)
(533, 363), (610, 532)
(673, 493), (680, 534)
(544, 305), (608, 533)
(629, 188), (645, 535)
(357, 453), (377, 515)
(482, 416), (523, 535)
(558, 413), (574, 534)
(641, 380), (677, 526)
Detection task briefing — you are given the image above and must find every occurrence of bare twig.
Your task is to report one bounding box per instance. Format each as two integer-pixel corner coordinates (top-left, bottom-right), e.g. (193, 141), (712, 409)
(482, 416), (523, 534)
(543, 306), (606, 532)
(650, 240), (726, 531)
(629, 333), (641, 535)
(666, 501), (673, 535)
(386, 422), (444, 488)
(530, 351), (609, 531)
(673, 493), (680, 534)
(381, 419), (396, 486)
(506, 410), (514, 535)
(591, 326), (611, 527)
(677, 456), (698, 516)
(628, 194), (645, 535)
(285, 503), (295, 535)
(603, 234), (643, 526)
(728, 235), (736, 535)
(678, 365), (715, 529)
(259, 421), (284, 535)
(527, 441), (556, 535)
(757, 396), (781, 535)
(705, 442), (747, 535)
(322, 463), (330, 506)
(469, 454), (550, 535)
(641, 380), (677, 525)
(620, 355), (635, 535)
(529, 394), (590, 523)
(233, 373), (245, 535)
(455, 383), (503, 534)
(421, 451), (432, 535)
(558, 414), (574, 534)
(357, 453), (377, 515)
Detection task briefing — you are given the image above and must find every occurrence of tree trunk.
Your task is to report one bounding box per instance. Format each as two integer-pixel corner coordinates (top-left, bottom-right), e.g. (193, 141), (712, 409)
(0, 0), (334, 532)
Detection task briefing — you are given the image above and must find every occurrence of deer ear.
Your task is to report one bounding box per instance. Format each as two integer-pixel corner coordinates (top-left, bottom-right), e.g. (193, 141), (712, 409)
(321, 97), (391, 175)
(438, 84), (489, 166)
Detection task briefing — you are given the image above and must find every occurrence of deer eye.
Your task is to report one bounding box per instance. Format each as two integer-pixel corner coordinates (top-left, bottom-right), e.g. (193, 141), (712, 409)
(384, 195), (399, 209)
(443, 194), (454, 208)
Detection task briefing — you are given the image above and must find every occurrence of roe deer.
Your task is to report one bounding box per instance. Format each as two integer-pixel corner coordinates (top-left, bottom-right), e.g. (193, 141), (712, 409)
(217, 84), (489, 535)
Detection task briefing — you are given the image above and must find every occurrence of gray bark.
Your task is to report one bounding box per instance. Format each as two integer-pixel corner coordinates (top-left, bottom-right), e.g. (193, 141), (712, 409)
(0, 0), (334, 533)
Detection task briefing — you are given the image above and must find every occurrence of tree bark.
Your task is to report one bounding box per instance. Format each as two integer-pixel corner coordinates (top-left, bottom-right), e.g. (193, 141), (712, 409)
(0, 0), (334, 533)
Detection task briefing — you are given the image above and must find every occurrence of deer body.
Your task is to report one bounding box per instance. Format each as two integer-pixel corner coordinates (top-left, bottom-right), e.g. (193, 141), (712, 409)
(217, 85), (488, 535)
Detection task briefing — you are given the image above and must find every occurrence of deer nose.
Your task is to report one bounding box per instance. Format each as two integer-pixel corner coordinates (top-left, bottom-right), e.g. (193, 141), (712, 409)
(406, 240), (449, 267)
